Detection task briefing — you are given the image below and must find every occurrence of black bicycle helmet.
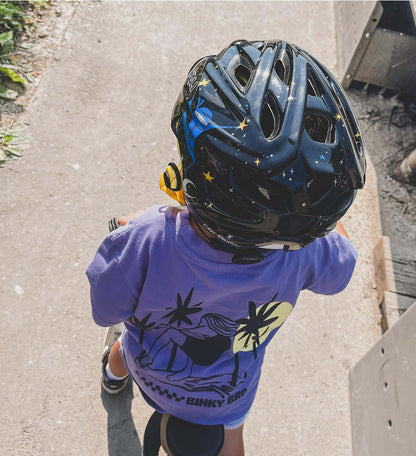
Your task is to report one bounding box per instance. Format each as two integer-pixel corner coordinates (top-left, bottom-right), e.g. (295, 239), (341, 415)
(171, 39), (366, 254)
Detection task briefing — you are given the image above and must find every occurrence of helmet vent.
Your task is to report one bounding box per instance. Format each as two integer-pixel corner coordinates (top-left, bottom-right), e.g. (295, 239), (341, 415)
(235, 64), (251, 87)
(252, 41), (265, 53)
(307, 71), (324, 97)
(304, 112), (333, 143)
(274, 48), (292, 85)
(228, 53), (253, 92)
(260, 96), (281, 140)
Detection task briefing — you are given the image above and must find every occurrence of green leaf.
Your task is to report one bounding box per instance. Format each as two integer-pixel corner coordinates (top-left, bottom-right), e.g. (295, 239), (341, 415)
(2, 134), (13, 144)
(0, 66), (25, 85)
(0, 30), (14, 54)
(18, 41), (34, 50)
(0, 31), (13, 46)
(6, 146), (22, 157)
(0, 124), (31, 164)
(0, 87), (18, 99)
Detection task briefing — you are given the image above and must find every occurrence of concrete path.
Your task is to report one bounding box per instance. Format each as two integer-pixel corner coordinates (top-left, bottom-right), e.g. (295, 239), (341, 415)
(1, 2), (382, 455)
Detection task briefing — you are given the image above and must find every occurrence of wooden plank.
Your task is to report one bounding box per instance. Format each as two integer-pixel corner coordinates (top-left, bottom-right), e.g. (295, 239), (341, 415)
(389, 237), (416, 298)
(381, 291), (416, 331)
(373, 236), (416, 331)
(373, 236), (416, 300)
(334, 1), (383, 88)
(354, 28), (416, 93)
(410, 1), (416, 24)
(373, 236), (395, 302)
(351, 301), (416, 455)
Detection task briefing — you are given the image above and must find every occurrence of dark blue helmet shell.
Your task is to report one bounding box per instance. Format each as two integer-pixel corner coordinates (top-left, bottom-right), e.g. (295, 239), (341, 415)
(171, 40), (366, 250)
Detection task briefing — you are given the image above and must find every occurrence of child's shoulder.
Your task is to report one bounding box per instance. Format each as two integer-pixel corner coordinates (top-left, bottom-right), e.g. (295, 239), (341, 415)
(126, 205), (180, 225)
(298, 231), (358, 295)
(306, 229), (356, 257)
(321, 229), (356, 254)
(289, 230), (357, 272)
(109, 205), (186, 243)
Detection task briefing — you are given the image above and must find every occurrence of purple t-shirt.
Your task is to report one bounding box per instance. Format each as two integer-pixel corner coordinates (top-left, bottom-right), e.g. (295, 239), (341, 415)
(87, 205), (357, 425)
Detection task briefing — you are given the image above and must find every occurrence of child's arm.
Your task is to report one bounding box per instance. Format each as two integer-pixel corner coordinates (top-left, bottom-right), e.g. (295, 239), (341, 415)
(87, 212), (147, 326)
(334, 221), (349, 239)
(302, 220), (357, 295)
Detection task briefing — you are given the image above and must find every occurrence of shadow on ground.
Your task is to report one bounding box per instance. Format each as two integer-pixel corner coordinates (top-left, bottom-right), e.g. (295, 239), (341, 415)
(101, 382), (142, 456)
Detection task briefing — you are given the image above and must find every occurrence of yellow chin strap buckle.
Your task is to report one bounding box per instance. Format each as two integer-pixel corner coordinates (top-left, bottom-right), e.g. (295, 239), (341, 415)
(159, 161), (185, 206)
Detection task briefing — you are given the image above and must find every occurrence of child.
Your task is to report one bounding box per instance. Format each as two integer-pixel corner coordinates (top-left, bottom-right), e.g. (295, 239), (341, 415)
(87, 39), (366, 456)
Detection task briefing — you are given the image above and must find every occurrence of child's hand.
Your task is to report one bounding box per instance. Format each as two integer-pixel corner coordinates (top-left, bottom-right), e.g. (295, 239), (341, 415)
(118, 210), (144, 226)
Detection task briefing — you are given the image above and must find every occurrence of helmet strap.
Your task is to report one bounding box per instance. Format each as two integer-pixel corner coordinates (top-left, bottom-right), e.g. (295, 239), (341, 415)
(159, 161), (185, 205)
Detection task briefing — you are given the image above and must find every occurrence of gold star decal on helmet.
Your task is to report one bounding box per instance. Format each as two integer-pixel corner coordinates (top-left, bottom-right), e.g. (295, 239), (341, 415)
(237, 118), (248, 131)
(203, 171), (214, 182)
(254, 157), (261, 166)
(199, 77), (211, 87)
(334, 113), (342, 121)
(355, 132), (360, 138)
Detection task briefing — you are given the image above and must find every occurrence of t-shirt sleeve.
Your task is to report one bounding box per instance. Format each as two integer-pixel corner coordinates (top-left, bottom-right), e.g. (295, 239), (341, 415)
(301, 231), (358, 295)
(86, 223), (149, 327)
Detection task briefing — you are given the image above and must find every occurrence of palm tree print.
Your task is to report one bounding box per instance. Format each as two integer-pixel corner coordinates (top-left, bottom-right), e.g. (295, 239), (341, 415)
(235, 297), (281, 359)
(162, 287), (203, 370)
(129, 312), (156, 344)
(162, 287), (203, 327)
(231, 292), (286, 386)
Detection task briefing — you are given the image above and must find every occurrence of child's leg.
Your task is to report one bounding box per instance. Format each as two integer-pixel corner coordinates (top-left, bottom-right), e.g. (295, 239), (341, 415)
(219, 425), (244, 456)
(108, 340), (129, 377)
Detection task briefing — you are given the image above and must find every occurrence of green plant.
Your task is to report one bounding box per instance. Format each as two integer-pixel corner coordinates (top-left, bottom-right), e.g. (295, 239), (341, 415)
(0, 124), (31, 166)
(28, 0), (50, 11)
(0, 29), (13, 53)
(0, 2), (27, 33)
(0, 62), (25, 99)
(0, 2), (33, 93)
